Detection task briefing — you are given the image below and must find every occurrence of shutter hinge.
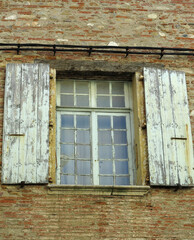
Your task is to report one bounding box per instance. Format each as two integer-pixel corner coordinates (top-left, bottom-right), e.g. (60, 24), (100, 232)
(141, 122), (147, 129)
(139, 75), (144, 81)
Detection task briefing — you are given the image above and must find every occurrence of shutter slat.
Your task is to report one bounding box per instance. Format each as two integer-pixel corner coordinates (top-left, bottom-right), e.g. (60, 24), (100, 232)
(158, 70), (179, 185)
(144, 68), (194, 186)
(2, 64), (22, 183)
(2, 63), (50, 184)
(20, 64), (38, 183)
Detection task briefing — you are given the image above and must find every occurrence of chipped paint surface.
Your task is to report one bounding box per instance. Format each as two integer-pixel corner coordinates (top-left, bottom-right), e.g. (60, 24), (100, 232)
(144, 68), (194, 186)
(2, 64), (50, 184)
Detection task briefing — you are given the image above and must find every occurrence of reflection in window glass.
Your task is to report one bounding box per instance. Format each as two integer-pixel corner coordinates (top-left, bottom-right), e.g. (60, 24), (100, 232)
(99, 161), (113, 174)
(97, 96), (110, 107)
(113, 116), (126, 129)
(115, 176), (129, 185)
(61, 115), (74, 128)
(76, 115), (90, 128)
(76, 95), (89, 107)
(77, 161), (90, 175)
(99, 146), (113, 159)
(61, 129), (74, 143)
(61, 160), (74, 174)
(61, 95), (74, 107)
(60, 144), (74, 158)
(77, 145), (90, 159)
(98, 116), (111, 129)
(115, 146), (128, 159)
(115, 161), (129, 174)
(77, 176), (91, 185)
(112, 96), (125, 107)
(112, 82), (124, 94)
(61, 175), (75, 184)
(100, 176), (113, 185)
(98, 131), (111, 144)
(76, 82), (89, 94)
(97, 82), (109, 94)
(77, 130), (90, 144)
(114, 131), (127, 144)
(60, 81), (74, 93)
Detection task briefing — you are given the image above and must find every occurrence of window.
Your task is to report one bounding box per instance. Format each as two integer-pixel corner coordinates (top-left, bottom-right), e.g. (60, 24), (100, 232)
(2, 63), (193, 187)
(56, 79), (135, 185)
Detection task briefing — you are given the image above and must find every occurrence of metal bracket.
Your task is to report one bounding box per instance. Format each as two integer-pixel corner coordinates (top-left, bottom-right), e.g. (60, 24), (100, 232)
(160, 48), (164, 59)
(53, 45), (56, 56)
(88, 47), (92, 56)
(125, 47), (129, 58)
(17, 44), (20, 55)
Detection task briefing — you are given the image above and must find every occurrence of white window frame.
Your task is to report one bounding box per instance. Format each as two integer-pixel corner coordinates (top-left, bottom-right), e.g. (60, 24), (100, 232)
(56, 79), (135, 185)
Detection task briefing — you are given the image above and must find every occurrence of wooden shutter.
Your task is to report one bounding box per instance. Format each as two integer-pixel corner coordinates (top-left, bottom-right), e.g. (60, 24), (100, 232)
(2, 63), (50, 184)
(144, 68), (194, 186)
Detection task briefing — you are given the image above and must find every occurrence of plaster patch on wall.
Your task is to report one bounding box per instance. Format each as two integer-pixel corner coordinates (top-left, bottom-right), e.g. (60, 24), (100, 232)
(87, 23), (94, 27)
(57, 39), (69, 42)
(159, 32), (166, 37)
(148, 14), (157, 19)
(108, 41), (119, 46)
(5, 15), (17, 20)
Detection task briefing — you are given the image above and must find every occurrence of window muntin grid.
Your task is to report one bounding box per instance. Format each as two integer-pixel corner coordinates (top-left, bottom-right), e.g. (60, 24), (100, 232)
(56, 80), (134, 185)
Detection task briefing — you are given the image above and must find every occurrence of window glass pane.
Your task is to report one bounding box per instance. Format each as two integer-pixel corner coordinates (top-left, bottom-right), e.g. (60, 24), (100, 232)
(61, 115), (74, 128)
(60, 81), (74, 93)
(112, 96), (125, 107)
(77, 176), (91, 185)
(115, 146), (128, 159)
(77, 145), (90, 159)
(115, 177), (129, 185)
(76, 82), (89, 94)
(97, 82), (109, 94)
(100, 176), (113, 185)
(61, 175), (75, 184)
(77, 130), (90, 144)
(97, 96), (110, 107)
(76, 115), (90, 129)
(98, 116), (111, 129)
(77, 161), (91, 175)
(99, 161), (113, 174)
(61, 95), (74, 107)
(112, 82), (124, 94)
(99, 146), (112, 159)
(61, 160), (74, 174)
(98, 131), (111, 144)
(61, 129), (74, 143)
(113, 116), (126, 129)
(115, 161), (129, 174)
(61, 144), (74, 158)
(114, 131), (127, 144)
(76, 95), (89, 107)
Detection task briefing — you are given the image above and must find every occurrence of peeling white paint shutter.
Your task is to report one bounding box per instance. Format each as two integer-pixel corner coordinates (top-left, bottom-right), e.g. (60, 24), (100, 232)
(144, 68), (194, 186)
(2, 63), (50, 184)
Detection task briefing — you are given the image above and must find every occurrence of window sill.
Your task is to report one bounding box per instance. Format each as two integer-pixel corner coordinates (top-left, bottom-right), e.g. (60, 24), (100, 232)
(48, 185), (150, 196)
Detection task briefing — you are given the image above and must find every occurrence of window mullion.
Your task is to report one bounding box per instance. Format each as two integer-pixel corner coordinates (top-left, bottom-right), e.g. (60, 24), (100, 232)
(92, 112), (99, 185)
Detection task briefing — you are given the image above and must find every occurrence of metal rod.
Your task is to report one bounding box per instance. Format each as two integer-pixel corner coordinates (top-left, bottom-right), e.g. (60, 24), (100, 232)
(0, 43), (193, 58)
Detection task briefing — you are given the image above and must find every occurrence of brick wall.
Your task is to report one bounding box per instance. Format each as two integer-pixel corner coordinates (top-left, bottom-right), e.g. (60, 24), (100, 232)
(0, 0), (194, 239)
(0, 186), (194, 239)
